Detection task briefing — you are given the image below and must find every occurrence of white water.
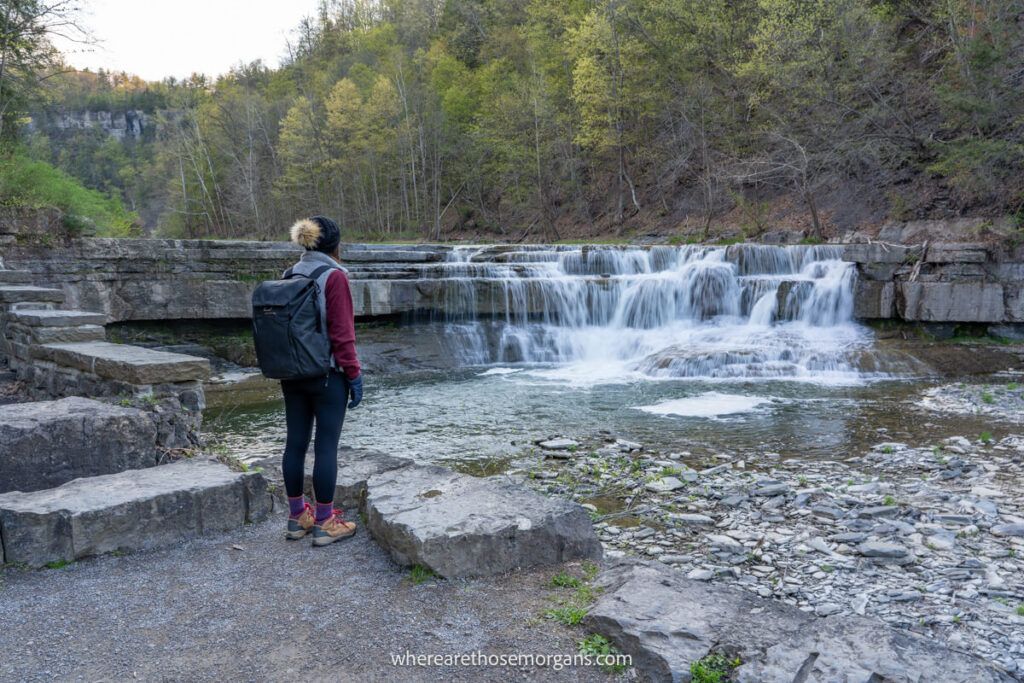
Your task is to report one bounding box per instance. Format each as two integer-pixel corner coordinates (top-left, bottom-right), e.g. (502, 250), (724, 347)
(637, 393), (775, 418)
(429, 244), (873, 384)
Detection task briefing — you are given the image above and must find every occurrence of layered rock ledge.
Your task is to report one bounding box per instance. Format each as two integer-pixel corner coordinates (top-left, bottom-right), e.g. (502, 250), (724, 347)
(588, 559), (1012, 682)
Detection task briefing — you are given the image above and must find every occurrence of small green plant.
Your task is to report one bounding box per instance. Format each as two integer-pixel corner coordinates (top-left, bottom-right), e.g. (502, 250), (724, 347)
(1016, 605), (1024, 617)
(980, 431), (993, 444)
(883, 495), (896, 506)
(118, 397), (132, 407)
(550, 571), (583, 589)
(690, 653), (741, 683)
(408, 564), (437, 585)
(980, 391), (995, 404)
(952, 614), (961, 624)
(577, 633), (628, 673)
(880, 445), (895, 454)
(1008, 383), (1019, 391)
(44, 559), (71, 570)
(820, 563), (834, 573)
(545, 604), (588, 626)
(661, 466), (682, 477)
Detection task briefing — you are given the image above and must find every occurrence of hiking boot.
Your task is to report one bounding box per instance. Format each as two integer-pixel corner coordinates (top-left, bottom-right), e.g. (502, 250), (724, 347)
(312, 509), (357, 546)
(285, 503), (315, 540)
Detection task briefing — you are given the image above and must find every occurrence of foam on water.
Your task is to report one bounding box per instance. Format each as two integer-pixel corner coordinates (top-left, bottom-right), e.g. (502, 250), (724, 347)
(637, 393), (774, 418)
(429, 244), (876, 384)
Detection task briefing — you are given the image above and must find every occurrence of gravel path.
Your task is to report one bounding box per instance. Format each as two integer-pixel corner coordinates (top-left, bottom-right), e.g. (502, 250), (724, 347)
(0, 518), (616, 682)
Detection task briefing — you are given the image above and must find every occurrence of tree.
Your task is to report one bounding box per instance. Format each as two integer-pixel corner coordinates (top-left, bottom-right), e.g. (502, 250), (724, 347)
(0, 0), (88, 143)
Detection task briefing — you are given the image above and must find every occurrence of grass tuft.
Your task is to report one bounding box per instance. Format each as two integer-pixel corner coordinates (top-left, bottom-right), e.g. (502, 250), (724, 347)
(408, 564), (438, 585)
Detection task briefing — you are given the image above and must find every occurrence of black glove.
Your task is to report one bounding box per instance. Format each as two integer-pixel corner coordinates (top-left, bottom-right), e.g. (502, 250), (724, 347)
(347, 374), (363, 409)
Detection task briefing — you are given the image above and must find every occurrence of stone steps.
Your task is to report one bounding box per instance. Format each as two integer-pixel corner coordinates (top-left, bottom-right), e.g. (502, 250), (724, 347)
(34, 341), (210, 384)
(7, 309), (107, 327)
(0, 460), (272, 567)
(0, 397), (158, 494)
(0, 285), (64, 305)
(0, 270), (32, 284)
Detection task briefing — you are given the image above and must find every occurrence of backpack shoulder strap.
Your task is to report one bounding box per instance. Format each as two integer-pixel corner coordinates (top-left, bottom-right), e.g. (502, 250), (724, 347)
(283, 264), (334, 281)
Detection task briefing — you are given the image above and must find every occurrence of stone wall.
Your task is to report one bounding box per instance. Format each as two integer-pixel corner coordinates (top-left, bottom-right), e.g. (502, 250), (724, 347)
(846, 242), (1024, 331)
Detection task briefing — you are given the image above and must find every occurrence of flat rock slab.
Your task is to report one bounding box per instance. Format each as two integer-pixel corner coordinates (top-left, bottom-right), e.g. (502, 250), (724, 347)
(363, 464), (602, 578)
(302, 448), (411, 508)
(0, 285), (64, 303)
(7, 309), (107, 326)
(34, 341), (210, 383)
(0, 270), (32, 283)
(586, 560), (1010, 683)
(0, 397), (158, 493)
(0, 460), (271, 567)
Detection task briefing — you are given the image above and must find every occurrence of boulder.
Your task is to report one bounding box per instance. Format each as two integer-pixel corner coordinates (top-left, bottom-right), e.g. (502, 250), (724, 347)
(0, 460), (272, 567)
(0, 397), (158, 493)
(302, 448), (411, 508)
(585, 560), (1011, 683)
(363, 464), (602, 577)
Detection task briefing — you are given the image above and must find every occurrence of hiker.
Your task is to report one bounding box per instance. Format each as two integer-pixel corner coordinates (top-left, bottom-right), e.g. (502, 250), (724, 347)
(276, 216), (363, 546)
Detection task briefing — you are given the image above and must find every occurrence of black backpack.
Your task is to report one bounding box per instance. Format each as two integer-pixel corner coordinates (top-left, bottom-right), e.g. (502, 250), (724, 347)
(251, 265), (334, 380)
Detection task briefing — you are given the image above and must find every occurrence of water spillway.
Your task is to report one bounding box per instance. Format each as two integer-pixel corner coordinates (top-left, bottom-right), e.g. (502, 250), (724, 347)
(424, 244), (870, 382)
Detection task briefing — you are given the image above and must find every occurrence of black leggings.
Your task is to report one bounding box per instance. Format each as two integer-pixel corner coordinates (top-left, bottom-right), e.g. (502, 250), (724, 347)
(281, 371), (348, 503)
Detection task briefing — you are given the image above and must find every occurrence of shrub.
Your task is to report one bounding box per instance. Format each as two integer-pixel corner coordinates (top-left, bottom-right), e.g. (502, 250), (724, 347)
(0, 152), (137, 236)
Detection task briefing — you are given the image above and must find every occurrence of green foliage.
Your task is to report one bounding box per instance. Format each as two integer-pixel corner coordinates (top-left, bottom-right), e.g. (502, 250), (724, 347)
(0, 153), (137, 235)
(408, 564), (437, 585)
(577, 633), (628, 673)
(980, 431), (993, 445)
(545, 604), (588, 626)
(690, 653), (741, 683)
(13, 0), (1024, 239)
(550, 571), (584, 589)
(43, 559), (71, 570)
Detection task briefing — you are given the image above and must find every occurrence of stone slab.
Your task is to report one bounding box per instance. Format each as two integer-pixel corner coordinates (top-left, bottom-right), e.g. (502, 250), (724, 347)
(0, 285), (64, 304)
(0, 270), (32, 283)
(7, 309), (107, 326)
(925, 243), (989, 263)
(302, 448), (412, 508)
(22, 324), (105, 344)
(897, 282), (1005, 322)
(363, 464), (602, 578)
(34, 341), (210, 384)
(586, 560), (1011, 683)
(0, 460), (271, 567)
(842, 243), (915, 264)
(0, 397), (158, 493)
(853, 280), (895, 318)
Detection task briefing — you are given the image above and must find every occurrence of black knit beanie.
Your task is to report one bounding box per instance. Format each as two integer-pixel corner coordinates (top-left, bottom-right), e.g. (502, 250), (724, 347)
(310, 215), (340, 253)
(290, 215), (341, 254)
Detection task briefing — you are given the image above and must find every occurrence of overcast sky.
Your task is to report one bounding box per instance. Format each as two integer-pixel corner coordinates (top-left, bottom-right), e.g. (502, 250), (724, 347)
(52, 0), (321, 81)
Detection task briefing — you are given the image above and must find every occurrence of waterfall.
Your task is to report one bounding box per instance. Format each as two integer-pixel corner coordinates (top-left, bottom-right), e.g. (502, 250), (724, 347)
(426, 244), (870, 382)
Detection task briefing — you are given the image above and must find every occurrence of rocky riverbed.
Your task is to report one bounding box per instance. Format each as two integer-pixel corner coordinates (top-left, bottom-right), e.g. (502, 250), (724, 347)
(918, 379), (1024, 424)
(516, 430), (1024, 676)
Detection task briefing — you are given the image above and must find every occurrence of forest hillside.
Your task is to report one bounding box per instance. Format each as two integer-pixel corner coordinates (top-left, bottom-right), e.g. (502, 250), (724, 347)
(4, 0), (1023, 242)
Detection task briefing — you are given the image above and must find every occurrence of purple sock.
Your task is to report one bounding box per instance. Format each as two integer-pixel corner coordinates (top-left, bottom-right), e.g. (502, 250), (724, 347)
(315, 502), (334, 524)
(288, 496), (306, 518)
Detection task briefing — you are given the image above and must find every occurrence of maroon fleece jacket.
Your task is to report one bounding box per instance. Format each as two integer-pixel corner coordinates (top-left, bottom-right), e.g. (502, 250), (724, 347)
(324, 269), (361, 380)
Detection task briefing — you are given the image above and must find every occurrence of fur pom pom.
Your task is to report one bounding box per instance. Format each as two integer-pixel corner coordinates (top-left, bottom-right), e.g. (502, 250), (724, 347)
(290, 218), (321, 249)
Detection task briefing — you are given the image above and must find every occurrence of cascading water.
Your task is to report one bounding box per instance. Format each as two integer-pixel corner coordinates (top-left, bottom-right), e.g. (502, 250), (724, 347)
(426, 244), (873, 383)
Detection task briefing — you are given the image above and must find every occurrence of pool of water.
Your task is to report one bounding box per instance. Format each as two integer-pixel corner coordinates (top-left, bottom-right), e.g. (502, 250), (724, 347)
(205, 361), (1010, 468)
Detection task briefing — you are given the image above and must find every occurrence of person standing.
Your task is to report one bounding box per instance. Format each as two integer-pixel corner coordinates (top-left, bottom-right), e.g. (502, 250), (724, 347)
(279, 216), (363, 546)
